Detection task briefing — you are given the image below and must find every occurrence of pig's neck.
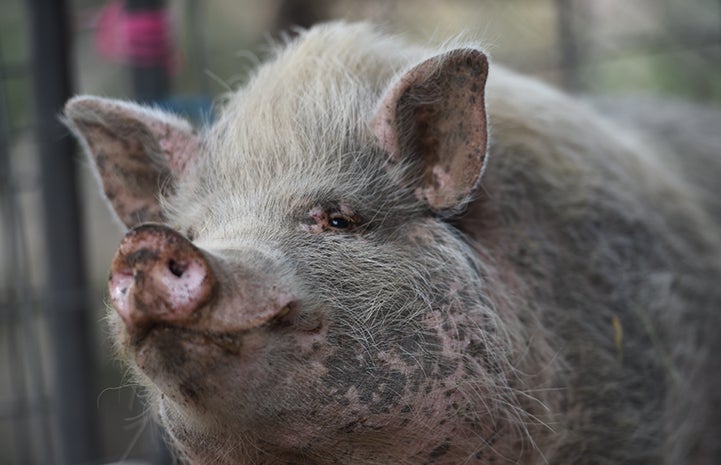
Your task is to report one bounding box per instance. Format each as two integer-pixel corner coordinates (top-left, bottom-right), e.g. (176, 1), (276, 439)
(159, 308), (544, 465)
(166, 397), (537, 465)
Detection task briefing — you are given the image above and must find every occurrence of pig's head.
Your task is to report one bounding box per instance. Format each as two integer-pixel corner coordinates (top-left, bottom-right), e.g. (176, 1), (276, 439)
(66, 24), (528, 465)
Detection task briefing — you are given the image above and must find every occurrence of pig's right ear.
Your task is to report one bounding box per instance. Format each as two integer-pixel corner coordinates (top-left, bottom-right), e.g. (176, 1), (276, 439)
(64, 96), (199, 229)
(371, 48), (489, 215)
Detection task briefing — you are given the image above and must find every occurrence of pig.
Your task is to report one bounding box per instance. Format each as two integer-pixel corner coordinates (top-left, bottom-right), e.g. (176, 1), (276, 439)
(64, 22), (721, 465)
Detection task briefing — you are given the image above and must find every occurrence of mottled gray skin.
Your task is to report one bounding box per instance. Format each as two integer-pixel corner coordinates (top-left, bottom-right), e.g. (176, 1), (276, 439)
(65, 23), (721, 465)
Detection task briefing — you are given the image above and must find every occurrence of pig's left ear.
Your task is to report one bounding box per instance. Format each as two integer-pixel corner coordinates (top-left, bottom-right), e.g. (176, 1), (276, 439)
(64, 96), (199, 229)
(371, 48), (489, 214)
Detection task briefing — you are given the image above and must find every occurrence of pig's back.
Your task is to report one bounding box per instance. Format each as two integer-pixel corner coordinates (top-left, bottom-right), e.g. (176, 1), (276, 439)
(592, 97), (721, 227)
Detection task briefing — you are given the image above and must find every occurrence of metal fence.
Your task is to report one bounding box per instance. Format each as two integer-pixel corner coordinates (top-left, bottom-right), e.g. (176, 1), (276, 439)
(0, 1), (719, 464)
(2, 1), (98, 464)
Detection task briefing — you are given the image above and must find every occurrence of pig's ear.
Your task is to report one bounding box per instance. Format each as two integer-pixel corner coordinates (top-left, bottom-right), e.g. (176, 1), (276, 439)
(64, 96), (199, 229)
(371, 48), (489, 214)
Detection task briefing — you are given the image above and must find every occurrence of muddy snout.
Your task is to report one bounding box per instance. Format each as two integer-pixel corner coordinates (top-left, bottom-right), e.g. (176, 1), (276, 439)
(109, 223), (216, 334)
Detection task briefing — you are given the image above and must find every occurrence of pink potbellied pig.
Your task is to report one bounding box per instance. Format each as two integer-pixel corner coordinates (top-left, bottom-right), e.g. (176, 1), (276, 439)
(64, 22), (721, 465)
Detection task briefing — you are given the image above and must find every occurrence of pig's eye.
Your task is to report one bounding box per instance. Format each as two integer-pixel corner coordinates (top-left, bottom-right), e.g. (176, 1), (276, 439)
(301, 202), (366, 234)
(304, 205), (361, 234)
(329, 215), (353, 230)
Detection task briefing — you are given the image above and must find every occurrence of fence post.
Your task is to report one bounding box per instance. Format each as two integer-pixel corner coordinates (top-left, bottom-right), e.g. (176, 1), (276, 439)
(125, 0), (171, 102)
(26, 0), (100, 463)
(556, 0), (583, 92)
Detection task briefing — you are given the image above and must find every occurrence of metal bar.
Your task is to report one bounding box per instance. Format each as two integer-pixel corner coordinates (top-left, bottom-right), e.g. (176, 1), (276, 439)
(25, 0), (100, 464)
(0, 56), (54, 461)
(555, 0), (582, 91)
(125, 0), (170, 102)
(186, 0), (209, 95)
(0, 26), (32, 465)
(0, 61), (30, 80)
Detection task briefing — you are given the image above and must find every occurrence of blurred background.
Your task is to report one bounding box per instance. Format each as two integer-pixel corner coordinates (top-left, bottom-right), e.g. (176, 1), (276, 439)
(1, 0), (720, 464)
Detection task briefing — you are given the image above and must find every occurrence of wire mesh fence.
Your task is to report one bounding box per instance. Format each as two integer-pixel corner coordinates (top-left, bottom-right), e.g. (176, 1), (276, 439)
(0, 0), (719, 464)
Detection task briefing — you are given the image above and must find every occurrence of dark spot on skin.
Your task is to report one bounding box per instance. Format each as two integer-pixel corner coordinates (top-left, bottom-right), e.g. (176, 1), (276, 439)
(341, 420), (360, 433)
(398, 330), (442, 374)
(465, 55), (486, 77)
(463, 360), (477, 376)
(323, 348), (409, 415)
(370, 371), (407, 414)
(180, 382), (199, 402)
(455, 324), (467, 341)
(132, 269), (145, 285)
(441, 320), (452, 332)
(126, 248), (160, 268)
(463, 414), (478, 428)
(408, 369), (425, 394)
(429, 442), (451, 459)
(95, 151), (108, 171)
(467, 340), (486, 358)
(436, 358), (459, 379)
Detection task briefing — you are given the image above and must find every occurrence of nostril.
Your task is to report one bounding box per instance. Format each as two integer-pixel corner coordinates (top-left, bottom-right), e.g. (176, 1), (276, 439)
(168, 259), (187, 278)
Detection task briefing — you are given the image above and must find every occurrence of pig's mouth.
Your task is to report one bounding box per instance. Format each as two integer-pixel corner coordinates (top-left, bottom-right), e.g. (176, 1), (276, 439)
(128, 303), (307, 355)
(130, 324), (243, 354)
(132, 324), (245, 354)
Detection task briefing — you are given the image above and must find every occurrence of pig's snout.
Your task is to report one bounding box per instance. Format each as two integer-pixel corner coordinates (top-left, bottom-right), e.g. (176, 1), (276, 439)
(109, 223), (216, 333)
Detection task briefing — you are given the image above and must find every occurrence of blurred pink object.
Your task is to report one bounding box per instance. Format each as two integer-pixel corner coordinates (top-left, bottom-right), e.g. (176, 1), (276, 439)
(94, 0), (177, 71)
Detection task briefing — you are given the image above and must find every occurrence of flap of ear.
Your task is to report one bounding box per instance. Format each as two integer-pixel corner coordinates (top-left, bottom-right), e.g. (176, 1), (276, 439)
(64, 96), (199, 228)
(371, 48), (489, 213)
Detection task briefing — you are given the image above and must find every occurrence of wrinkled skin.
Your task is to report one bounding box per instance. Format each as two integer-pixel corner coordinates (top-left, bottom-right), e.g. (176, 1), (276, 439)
(65, 23), (721, 465)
